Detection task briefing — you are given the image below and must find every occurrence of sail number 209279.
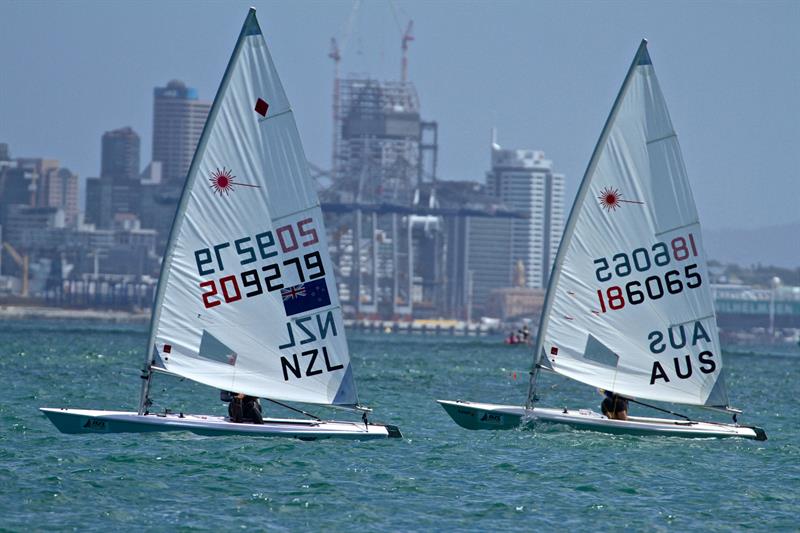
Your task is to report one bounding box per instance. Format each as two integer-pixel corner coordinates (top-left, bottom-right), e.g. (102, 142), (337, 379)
(593, 233), (702, 313)
(193, 218), (324, 309)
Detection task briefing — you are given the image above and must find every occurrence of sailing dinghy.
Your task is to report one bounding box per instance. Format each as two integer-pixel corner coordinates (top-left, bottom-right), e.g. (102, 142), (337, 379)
(439, 41), (766, 441)
(41, 9), (401, 441)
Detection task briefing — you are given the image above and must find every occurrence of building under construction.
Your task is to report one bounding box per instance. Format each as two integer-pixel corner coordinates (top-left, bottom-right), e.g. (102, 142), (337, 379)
(323, 78), (434, 318)
(322, 77), (534, 320)
(320, 16), (540, 321)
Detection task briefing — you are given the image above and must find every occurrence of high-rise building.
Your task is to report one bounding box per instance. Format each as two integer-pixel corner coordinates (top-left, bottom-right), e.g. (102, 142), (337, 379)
(456, 144), (564, 319)
(101, 127), (140, 181)
(152, 80), (211, 185)
(0, 151), (31, 214)
(12, 158), (59, 210)
(84, 177), (108, 228)
(138, 184), (180, 253)
(86, 127), (143, 228)
(463, 215), (514, 313)
(84, 180), (140, 229)
(38, 167), (79, 227)
(1, 157), (76, 227)
(485, 143), (565, 289)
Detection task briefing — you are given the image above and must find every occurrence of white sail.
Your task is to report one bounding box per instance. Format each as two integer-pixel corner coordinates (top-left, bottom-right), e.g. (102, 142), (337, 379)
(533, 41), (728, 408)
(144, 9), (358, 407)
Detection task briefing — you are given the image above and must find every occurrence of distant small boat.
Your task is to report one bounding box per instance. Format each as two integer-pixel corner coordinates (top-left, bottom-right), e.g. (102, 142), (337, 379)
(503, 325), (532, 345)
(41, 9), (400, 441)
(439, 41), (766, 441)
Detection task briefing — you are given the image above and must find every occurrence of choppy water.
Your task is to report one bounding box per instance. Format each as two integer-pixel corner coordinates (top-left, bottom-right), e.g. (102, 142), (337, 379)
(1, 320), (798, 531)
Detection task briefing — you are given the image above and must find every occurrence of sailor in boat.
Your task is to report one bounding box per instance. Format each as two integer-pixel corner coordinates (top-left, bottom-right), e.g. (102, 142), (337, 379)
(600, 391), (629, 421)
(221, 391), (264, 424)
(520, 325), (531, 345)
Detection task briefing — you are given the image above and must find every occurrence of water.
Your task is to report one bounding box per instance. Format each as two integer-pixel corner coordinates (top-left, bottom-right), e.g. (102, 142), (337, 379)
(1, 320), (798, 531)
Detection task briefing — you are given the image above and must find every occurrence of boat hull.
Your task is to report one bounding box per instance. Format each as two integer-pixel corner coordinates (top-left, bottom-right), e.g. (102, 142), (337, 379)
(40, 408), (401, 441)
(437, 400), (766, 440)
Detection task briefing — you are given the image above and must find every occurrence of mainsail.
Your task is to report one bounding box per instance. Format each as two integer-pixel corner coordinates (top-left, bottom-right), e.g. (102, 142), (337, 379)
(529, 41), (728, 408)
(142, 9), (358, 408)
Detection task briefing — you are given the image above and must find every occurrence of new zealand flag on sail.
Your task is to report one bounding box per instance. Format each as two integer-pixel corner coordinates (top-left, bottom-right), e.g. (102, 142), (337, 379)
(280, 279), (331, 317)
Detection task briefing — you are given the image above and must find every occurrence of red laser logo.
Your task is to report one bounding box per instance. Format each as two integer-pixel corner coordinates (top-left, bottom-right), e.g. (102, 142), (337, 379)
(209, 167), (260, 196)
(598, 186), (644, 212)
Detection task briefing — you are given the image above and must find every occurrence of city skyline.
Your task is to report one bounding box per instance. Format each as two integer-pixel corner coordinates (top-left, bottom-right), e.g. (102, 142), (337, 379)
(1, 1), (798, 238)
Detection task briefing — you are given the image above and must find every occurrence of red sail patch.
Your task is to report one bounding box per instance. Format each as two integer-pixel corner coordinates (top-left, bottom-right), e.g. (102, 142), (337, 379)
(254, 98), (269, 117)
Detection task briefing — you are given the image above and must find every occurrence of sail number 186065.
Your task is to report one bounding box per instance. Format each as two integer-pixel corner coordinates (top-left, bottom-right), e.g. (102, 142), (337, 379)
(593, 233), (702, 313)
(596, 264), (701, 313)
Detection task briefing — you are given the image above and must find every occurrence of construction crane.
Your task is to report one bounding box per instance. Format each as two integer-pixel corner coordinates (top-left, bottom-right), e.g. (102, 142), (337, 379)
(329, 37), (341, 178)
(329, 0), (361, 180)
(2, 242), (29, 297)
(401, 20), (414, 83)
(387, 0), (414, 82)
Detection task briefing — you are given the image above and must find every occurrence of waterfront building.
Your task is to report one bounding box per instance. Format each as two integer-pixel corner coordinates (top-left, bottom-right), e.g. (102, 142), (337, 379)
(486, 286), (546, 321)
(712, 283), (800, 330)
(1, 205), (65, 253)
(65, 222), (157, 277)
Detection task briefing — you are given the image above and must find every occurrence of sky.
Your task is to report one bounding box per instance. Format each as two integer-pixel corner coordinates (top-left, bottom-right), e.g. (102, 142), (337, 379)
(1, 0), (798, 234)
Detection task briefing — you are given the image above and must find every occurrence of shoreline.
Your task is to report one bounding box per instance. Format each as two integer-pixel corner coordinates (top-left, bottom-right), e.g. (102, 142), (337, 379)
(0, 305), (150, 324)
(0, 305), (797, 351)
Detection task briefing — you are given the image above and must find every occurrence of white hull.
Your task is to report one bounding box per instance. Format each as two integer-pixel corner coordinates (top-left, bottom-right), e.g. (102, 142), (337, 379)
(437, 400), (766, 440)
(40, 408), (401, 441)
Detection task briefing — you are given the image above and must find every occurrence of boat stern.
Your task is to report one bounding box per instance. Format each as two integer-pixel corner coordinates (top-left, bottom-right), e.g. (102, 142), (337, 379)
(383, 424), (403, 438)
(746, 425), (768, 441)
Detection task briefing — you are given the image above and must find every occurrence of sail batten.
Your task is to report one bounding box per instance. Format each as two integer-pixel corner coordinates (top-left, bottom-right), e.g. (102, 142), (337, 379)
(140, 8), (359, 409)
(528, 41), (728, 408)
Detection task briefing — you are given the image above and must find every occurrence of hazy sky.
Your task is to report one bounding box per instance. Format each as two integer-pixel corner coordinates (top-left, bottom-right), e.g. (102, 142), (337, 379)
(1, 0), (798, 232)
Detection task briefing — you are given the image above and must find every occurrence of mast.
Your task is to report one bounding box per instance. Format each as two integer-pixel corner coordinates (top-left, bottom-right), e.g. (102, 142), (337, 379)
(138, 9), (260, 415)
(525, 40), (651, 409)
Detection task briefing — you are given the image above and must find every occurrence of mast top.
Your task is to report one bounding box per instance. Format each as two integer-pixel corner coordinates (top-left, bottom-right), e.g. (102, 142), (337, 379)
(637, 39), (652, 65)
(244, 7), (261, 36)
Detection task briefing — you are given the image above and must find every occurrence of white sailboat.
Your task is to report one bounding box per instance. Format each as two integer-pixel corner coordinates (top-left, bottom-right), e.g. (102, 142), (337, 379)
(42, 9), (401, 441)
(439, 41), (766, 440)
